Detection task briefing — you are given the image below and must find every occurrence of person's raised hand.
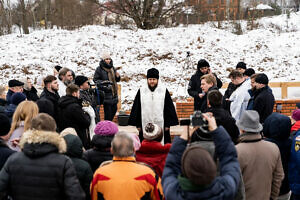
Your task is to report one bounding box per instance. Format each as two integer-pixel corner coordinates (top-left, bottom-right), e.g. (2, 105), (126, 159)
(202, 112), (217, 132)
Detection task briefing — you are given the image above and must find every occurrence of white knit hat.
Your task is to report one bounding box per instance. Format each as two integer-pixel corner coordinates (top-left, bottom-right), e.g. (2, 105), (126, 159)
(101, 51), (111, 60)
(143, 123), (163, 141)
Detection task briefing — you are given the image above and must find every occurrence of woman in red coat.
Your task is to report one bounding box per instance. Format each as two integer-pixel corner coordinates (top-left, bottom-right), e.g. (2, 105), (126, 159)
(136, 123), (171, 177)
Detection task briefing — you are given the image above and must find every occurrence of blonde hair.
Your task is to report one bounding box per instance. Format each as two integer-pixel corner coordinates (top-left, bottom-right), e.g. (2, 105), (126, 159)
(201, 74), (217, 86)
(9, 101), (39, 136)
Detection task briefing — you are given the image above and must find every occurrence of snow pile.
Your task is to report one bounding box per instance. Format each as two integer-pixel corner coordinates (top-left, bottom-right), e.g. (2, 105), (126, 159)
(0, 12), (300, 110)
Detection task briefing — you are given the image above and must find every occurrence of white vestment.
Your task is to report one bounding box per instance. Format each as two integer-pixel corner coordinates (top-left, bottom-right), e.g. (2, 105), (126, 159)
(140, 81), (166, 144)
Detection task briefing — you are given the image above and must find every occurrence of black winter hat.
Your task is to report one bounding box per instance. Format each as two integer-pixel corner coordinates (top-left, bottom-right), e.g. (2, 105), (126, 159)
(147, 68), (159, 79)
(197, 59), (210, 70)
(11, 92), (26, 105)
(54, 65), (62, 72)
(255, 73), (269, 85)
(75, 75), (88, 86)
(8, 79), (24, 87)
(244, 68), (255, 77)
(236, 62), (247, 70)
(0, 114), (11, 136)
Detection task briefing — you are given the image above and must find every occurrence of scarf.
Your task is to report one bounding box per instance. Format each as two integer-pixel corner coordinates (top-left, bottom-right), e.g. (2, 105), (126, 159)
(178, 175), (206, 192)
(103, 67), (118, 97)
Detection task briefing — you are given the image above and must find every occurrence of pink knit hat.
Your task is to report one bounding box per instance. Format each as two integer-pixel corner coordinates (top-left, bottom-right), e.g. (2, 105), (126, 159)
(129, 133), (141, 151)
(94, 120), (119, 136)
(292, 109), (300, 121)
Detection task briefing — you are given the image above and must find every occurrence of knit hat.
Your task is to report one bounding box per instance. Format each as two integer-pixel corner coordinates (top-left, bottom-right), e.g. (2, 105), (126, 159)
(236, 62), (247, 70)
(11, 92), (26, 105)
(236, 110), (263, 132)
(181, 145), (217, 185)
(292, 109), (300, 121)
(143, 123), (163, 141)
(147, 68), (159, 79)
(244, 68), (255, 77)
(94, 120), (119, 136)
(129, 133), (141, 151)
(101, 51), (111, 60)
(8, 79), (24, 87)
(197, 59), (210, 70)
(75, 75), (88, 87)
(0, 114), (11, 136)
(255, 73), (269, 85)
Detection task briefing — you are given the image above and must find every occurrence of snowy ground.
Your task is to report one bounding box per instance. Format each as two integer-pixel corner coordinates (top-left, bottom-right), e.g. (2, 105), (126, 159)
(0, 12), (300, 110)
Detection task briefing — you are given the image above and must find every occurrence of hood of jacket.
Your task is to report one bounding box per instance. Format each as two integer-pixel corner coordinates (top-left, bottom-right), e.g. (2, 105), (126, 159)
(20, 129), (66, 158)
(138, 140), (171, 154)
(91, 134), (114, 150)
(263, 112), (291, 140)
(63, 134), (83, 158)
(58, 95), (82, 109)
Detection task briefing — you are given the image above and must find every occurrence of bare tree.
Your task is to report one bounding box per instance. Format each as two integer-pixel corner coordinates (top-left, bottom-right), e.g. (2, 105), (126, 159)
(89, 0), (184, 29)
(19, 0), (29, 33)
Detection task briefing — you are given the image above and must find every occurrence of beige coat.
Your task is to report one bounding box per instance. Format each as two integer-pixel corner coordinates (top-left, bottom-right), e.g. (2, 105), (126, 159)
(236, 133), (284, 200)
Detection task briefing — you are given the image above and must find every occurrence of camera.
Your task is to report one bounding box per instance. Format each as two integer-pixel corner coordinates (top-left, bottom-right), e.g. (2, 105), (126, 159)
(180, 111), (209, 133)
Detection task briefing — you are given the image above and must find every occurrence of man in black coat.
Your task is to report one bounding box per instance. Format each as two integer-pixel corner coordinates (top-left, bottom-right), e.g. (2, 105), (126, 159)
(205, 90), (240, 144)
(40, 75), (60, 126)
(0, 114), (15, 170)
(58, 84), (91, 149)
(6, 79), (24, 104)
(93, 52), (120, 121)
(199, 74), (219, 112)
(21, 77), (39, 101)
(0, 113), (85, 200)
(188, 59), (222, 111)
(128, 68), (178, 144)
(252, 73), (275, 123)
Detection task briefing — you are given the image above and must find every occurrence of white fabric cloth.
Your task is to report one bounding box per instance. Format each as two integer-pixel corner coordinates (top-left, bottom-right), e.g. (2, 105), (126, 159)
(57, 79), (66, 97)
(82, 105), (96, 140)
(229, 79), (251, 121)
(140, 81), (166, 144)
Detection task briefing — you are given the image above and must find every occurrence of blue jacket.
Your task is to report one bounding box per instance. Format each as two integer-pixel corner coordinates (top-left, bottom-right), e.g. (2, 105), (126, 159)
(162, 126), (240, 200)
(264, 113), (292, 195)
(289, 129), (300, 195)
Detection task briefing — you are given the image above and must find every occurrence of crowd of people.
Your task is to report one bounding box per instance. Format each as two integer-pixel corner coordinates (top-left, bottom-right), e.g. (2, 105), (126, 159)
(0, 52), (299, 200)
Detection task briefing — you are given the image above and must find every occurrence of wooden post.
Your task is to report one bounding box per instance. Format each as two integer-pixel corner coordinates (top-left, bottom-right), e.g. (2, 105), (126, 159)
(281, 82), (288, 99)
(117, 84), (121, 111)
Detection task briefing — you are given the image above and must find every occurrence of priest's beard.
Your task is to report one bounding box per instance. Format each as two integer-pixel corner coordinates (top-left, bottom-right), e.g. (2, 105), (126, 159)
(148, 83), (158, 92)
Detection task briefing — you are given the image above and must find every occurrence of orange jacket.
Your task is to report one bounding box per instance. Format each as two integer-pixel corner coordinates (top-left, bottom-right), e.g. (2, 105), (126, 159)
(91, 156), (162, 200)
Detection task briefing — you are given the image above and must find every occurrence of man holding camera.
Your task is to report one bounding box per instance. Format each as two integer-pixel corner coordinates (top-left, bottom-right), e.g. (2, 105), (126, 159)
(128, 68), (178, 144)
(162, 113), (241, 199)
(188, 59), (222, 111)
(93, 51), (120, 121)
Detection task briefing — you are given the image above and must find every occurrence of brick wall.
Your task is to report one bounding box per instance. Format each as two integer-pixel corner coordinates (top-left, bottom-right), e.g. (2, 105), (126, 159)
(176, 99), (300, 119)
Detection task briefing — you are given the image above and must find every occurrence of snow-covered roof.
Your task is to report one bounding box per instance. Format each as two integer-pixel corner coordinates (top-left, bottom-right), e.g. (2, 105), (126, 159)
(250, 4), (274, 10)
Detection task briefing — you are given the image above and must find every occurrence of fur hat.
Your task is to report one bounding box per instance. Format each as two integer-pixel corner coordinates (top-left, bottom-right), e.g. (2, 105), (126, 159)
(236, 110), (263, 133)
(94, 120), (118, 136)
(181, 145), (217, 185)
(236, 62), (247, 70)
(11, 92), (26, 105)
(75, 75), (88, 87)
(0, 114), (11, 136)
(8, 79), (24, 87)
(101, 51), (111, 60)
(143, 123), (163, 141)
(292, 109), (300, 121)
(147, 68), (159, 79)
(255, 73), (269, 85)
(197, 59), (210, 70)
